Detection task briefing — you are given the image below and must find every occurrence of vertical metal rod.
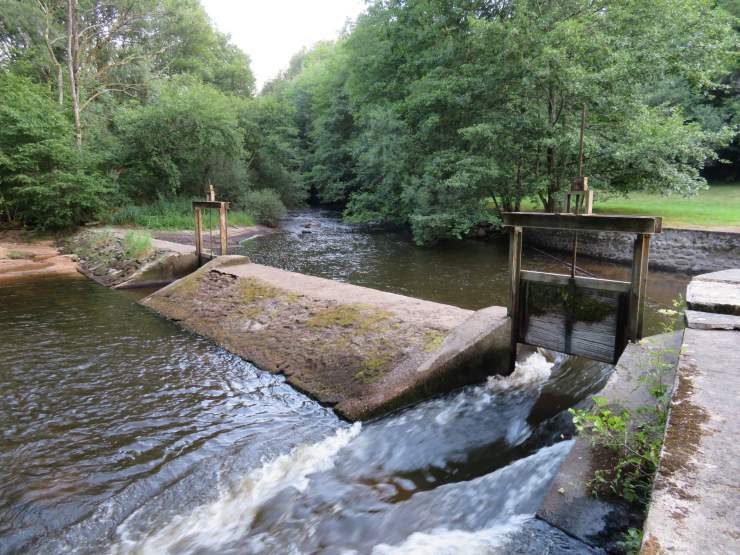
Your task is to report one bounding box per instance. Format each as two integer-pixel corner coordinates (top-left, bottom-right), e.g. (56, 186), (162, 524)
(571, 103), (587, 278)
(578, 103), (586, 178)
(571, 232), (578, 278)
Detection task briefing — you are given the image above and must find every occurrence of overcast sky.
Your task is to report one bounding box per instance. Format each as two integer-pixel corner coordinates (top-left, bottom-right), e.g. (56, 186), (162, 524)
(201, 0), (367, 91)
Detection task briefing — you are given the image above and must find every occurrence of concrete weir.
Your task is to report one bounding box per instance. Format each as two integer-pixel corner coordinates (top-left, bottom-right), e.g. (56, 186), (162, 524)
(140, 256), (510, 420)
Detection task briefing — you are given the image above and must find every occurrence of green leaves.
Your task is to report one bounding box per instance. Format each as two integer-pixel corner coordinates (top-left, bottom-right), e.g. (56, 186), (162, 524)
(0, 73), (111, 229)
(263, 0), (737, 243)
(112, 79), (245, 200)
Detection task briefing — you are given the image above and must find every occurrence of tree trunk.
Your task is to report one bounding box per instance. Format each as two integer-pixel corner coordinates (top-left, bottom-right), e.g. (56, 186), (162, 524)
(546, 146), (557, 212)
(39, 0), (64, 105)
(67, 0), (82, 148)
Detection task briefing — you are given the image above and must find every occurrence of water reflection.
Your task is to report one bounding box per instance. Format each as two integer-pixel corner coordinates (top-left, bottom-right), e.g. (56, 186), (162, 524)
(239, 209), (689, 336)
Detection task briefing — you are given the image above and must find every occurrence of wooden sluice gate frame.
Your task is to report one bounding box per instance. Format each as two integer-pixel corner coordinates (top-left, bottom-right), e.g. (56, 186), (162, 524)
(503, 212), (663, 369)
(193, 185), (229, 265)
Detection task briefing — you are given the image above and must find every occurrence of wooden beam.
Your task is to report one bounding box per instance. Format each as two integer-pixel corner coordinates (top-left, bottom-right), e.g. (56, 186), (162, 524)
(637, 234), (651, 337)
(194, 207), (203, 266)
(628, 234), (650, 340)
(192, 201), (230, 209)
(520, 270), (631, 293)
(219, 203), (228, 255)
(508, 226), (523, 372)
(502, 212), (662, 234)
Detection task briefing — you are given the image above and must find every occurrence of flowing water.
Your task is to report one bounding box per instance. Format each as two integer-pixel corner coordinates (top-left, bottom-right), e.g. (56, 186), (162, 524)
(1, 210), (690, 554)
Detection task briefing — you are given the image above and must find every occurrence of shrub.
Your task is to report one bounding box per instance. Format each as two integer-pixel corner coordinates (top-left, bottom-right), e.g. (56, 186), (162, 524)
(112, 79), (246, 200)
(241, 189), (286, 227)
(122, 230), (153, 260)
(0, 74), (110, 229)
(106, 198), (254, 229)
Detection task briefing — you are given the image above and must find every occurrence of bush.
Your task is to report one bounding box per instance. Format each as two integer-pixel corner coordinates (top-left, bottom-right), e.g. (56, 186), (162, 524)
(106, 198), (254, 229)
(112, 79), (246, 200)
(0, 74), (110, 229)
(122, 230), (153, 260)
(241, 189), (286, 227)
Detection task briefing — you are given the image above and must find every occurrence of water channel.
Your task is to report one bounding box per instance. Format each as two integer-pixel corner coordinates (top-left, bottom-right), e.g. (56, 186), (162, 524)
(0, 210), (690, 554)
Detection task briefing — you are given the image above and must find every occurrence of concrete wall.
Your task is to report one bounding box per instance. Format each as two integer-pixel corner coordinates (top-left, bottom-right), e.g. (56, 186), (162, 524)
(525, 228), (740, 274)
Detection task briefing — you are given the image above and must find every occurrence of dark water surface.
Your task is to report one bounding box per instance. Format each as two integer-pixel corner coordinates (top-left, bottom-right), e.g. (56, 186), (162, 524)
(239, 210), (689, 337)
(0, 210), (689, 554)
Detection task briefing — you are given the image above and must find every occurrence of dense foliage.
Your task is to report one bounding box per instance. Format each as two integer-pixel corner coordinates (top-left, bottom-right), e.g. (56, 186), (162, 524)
(266, 0), (738, 243)
(0, 73), (110, 228)
(0, 0), (288, 229)
(0, 0), (737, 240)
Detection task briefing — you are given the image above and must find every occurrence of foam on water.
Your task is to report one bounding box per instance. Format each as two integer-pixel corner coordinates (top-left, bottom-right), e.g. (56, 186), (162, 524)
(371, 515), (529, 555)
(107, 352), (569, 555)
(111, 423), (361, 555)
(487, 350), (554, 392)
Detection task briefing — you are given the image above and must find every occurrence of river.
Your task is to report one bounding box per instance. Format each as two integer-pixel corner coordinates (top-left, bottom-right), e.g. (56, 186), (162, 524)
(0, 210), (690, 554)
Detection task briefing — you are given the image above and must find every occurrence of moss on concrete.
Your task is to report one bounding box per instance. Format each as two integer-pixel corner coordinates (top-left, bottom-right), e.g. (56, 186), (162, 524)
(307, 304), (392, 331)
(423, 329), (446, 352)
(141, 261), (511, 420)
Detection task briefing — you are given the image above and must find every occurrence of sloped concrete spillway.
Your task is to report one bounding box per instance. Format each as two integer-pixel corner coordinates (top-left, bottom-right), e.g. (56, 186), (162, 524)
(141, 256), (511, 420)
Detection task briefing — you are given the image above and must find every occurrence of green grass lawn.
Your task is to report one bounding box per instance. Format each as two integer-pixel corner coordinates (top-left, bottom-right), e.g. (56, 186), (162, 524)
(525, 182), (740, 229)
(105, 198), (255, 230)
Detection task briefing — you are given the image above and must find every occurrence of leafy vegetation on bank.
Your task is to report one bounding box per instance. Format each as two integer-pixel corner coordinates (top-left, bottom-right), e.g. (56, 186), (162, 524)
(0, 0), (296, 231)
(106, 198), (254, 230)
(240, 190), (287, 228)
(121, 230), (153, 260)
(0, 0), (737, 242)
(263, 0), (738, 243)
(570, 299), (685, 554)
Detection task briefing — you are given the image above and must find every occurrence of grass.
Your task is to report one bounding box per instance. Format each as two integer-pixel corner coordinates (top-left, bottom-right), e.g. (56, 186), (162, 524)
(6, 250), (35, 260)
(122, 230), (154, 260)
(106, 198), (255, 230)
(522, 182), (740, 229)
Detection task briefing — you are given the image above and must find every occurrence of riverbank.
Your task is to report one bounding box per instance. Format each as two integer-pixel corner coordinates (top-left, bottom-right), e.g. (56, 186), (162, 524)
(0, 231), (79, 283)
(150, 223), (276, 248)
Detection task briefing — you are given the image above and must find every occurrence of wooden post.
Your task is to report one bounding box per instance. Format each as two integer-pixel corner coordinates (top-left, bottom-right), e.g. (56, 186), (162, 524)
(628, 233), (650, 341)
(219, 202), (228, 255)
(508, 226), (523, 371)
(637, 234), (650, 337)
(194, 206), (203, 266)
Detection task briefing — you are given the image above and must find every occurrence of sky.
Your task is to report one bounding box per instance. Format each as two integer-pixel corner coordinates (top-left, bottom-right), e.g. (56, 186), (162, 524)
(201, 0), (367, 91)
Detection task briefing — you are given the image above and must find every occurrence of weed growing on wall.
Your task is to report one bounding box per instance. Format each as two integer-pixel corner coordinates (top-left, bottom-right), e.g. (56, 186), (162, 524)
(122, 231), (154, 260)
(569, 296), (685, 553)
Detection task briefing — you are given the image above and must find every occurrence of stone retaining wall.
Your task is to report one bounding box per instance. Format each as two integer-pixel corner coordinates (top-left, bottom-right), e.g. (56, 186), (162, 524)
(525, 227), (740, 274)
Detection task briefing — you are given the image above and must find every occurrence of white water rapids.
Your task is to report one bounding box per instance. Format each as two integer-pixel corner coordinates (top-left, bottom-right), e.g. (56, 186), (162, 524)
(106, 351), (585, 555)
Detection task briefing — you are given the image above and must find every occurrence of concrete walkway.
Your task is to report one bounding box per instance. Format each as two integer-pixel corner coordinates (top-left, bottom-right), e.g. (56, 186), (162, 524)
(641, 270), (740, 555)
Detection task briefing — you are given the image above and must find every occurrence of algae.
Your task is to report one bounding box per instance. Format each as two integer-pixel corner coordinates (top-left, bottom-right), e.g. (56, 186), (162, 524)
(307, 304), (392, 332)
(423, 329), (446, 352)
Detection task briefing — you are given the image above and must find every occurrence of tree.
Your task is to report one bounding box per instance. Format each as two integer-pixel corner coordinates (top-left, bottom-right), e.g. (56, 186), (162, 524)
(0, 73), (110, 228)
(268, 0), (736, 243)
(112, 79), (246, 200)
